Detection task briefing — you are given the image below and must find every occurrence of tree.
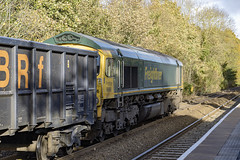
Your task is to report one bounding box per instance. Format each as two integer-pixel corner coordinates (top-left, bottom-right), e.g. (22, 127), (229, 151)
(1, 0), (239, 94)
(104, 0), (154, 47)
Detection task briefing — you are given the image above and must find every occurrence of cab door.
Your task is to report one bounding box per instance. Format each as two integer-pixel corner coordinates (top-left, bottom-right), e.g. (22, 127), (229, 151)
(117, 49), (124, 107)
(176, 60), (180, 88)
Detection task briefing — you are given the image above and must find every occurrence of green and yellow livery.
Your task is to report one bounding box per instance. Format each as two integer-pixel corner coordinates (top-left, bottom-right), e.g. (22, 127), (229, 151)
(44, 31), (183, 139)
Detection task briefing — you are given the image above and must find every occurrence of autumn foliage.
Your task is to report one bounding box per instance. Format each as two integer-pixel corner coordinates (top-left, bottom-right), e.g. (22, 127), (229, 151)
(1, 0), (239, 94)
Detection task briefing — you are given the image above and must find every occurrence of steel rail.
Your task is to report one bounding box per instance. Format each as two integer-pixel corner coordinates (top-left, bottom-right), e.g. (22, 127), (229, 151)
(179, 100), (240, 159)
(132, 94), (240, 160)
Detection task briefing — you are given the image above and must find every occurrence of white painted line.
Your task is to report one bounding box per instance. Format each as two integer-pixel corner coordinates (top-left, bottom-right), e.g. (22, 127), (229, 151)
(178, 102), (240, 160)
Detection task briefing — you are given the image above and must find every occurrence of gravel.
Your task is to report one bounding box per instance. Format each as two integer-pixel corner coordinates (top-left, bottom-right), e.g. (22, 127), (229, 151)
(1, 89), (239, 160)
(77, 90), (240, 160)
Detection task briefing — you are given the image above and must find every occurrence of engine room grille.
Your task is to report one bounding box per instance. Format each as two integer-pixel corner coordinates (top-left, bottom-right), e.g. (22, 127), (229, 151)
(124, 66), (138, 89)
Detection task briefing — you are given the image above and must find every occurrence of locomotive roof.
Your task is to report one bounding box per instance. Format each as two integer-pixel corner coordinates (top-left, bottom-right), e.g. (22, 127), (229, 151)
(44, 31), (182, 66)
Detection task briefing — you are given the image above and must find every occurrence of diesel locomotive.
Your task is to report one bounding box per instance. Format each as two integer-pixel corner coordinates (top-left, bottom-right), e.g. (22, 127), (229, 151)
(44, 31), (183, 140)
(0, 31), (183, 159)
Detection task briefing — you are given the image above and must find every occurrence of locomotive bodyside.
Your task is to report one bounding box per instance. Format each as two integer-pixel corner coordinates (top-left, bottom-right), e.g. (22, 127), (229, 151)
(44, 31), (183, 138)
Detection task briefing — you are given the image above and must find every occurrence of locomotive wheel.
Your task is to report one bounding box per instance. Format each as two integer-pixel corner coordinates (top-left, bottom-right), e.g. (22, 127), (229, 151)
(36, 135), (49, 160)
(125, 125), (130, 132)
(98, 130), (105, 142)
(113, 129), (118, 137)
(125, 120), (131, 132)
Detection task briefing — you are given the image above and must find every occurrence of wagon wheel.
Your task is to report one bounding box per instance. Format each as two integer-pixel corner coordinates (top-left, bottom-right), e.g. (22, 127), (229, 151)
(36, 135), (49, 160)
(64, 146), (73, 155)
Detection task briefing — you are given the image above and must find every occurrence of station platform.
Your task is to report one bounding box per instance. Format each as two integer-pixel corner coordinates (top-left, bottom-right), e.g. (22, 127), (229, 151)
(179, 99), (240, 160)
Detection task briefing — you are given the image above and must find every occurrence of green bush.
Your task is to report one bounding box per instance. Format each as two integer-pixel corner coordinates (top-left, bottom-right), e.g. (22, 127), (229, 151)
(183, 82), (194, 95)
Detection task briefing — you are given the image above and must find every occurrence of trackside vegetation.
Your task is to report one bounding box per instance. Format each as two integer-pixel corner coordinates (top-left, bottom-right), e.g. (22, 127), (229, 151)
(1, 0), (240, 95)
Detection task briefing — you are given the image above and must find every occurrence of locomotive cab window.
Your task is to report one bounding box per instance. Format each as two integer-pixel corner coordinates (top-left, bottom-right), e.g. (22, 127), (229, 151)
(106, 58), (114, 77)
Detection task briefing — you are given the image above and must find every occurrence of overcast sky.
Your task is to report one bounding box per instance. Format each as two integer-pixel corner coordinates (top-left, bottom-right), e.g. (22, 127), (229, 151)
(201, 0), (240, 39)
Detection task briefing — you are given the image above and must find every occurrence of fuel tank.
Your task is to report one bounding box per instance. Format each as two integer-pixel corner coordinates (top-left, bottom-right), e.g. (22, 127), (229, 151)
(139, 102), (164, 121)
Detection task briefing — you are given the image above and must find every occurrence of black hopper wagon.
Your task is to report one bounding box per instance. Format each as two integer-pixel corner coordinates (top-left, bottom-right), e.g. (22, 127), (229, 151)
(0, 36), (97, 159)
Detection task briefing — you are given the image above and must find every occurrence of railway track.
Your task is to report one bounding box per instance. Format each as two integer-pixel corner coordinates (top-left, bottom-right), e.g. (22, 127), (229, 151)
(56, 92), (239, 160)
(0, 152), (36, 160)
(1, 92), (239, 160)
(57, 118), (159, 160)
(132, 94), (240, 160)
